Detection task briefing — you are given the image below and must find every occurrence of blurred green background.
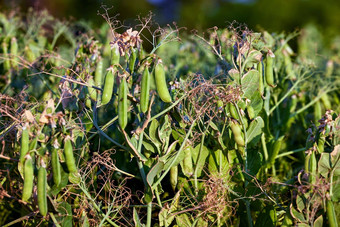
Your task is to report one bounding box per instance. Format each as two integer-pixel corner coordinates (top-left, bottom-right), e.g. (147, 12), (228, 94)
(1, 0), (340, 41)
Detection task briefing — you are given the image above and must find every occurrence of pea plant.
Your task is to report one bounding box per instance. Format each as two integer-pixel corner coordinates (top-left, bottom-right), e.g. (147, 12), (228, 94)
(0, 9), (339, 227)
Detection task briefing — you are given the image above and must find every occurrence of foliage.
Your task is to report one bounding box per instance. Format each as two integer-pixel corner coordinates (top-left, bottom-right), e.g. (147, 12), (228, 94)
(0, 9), (340, 227)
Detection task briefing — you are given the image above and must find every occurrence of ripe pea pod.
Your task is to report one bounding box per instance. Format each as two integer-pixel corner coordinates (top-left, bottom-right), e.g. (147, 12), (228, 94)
(140, 65), (151, 113)
(2, 39), (10, 71)
(10, 37), (18, 70)
(87, 76), (97, 101)
(320, 93), (331, 110)
(308, 151), (317, 184)
(95, 58), (104, 89)
(155, 59), (172, 103)
(51, 144), (61, 186)
(247, 105), (255, 120)
(101, 66), (116, 105)
(118, 75), (128, 130)
(64, 136), (77, 173)
(182, 146), (194, 177)
(326, 199), (338, 227)
(229, 120), (245, 147)
(129, 48), (138, 74)
(20, 124), (29, 163)
(22, 155), (34, 202)
(265, 51), (275, 87)
(170, 165), (178, 191)
(37, 162), (48, 216)
(317, 135), (325, 153)
(314, 100), (322, 122)
(228, 103), (240, 120)
(111, 45), (120, 65)
(258, 61), (264, 95)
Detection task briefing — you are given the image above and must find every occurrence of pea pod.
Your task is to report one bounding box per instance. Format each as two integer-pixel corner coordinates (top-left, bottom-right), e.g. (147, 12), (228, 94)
(37, 163), (48, 216)
(170, 165), (178, 191)
(111, 45), (120, 65)
(129, 48), (138, 74)
(182, 146), (194, 177)
(10, 37), (18, 70)
(118, 76), (128, 130)
(22, 155), (34, 202)
(2, 39), (10, 71)
(228, 103), (240, 120)
(326, 199), (338, 227)
(258, 61), (264, 95)
(308, 151), (317, 184)
(64, 136), (77, 173)
(101, 67), (116, 105)
(320, 93), (331, 110)
(247, 105), (255, 120)
(140, 65), (151, 113)
(87, 76), (97, 101)
(265, 52), (275, 87)
(94, 58), (104, 90)
(155, 59), (172, 103)
(229, 120), (245, 147)
(51, 144), (61, 186)
(20, 124), (29, 163)
(317, 135), (325, 154)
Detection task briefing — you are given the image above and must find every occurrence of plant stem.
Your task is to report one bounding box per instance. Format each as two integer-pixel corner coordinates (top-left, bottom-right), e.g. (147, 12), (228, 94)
(146, 202), (152, 227)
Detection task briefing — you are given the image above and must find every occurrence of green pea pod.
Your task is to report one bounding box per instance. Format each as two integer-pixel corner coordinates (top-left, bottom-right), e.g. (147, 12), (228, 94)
(258, 61), (264, 95)
(10, 37), (18, 70)
(87, 76), (97, 101)
(111, 45), (120, 65)
(317, 135), (325, 154)
(170, 165), (178, 191)
(320, 93), (331, 110)
(129, 48), (138, 74)
(304, 152), (311, 174)
(265, 52), (275, 87)
(182, 146), (194, 177)
(64, 136), (77, 173)
(326, 200), (338, 227)
(118, 76), (128, 130)
(2, 39), (10, 71)
(22, 155), (34, 202)
(229, 120), (245, 147)
(101, 67), (116, 105)
(155, 59), (172, 103)
(309, 151), (317, 184)
(140, 65), (151, 113)
(247, 106), (255, 120)
(51, 145), (61, 186)
(95, 58), (104, 89)
(37, 164), (48, 216)
(268, 136), (284, 166)
(229, 103), (240, 120)
(20, 124), (29, 163)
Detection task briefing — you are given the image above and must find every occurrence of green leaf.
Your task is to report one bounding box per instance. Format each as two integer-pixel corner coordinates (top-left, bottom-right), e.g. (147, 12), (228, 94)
(247, 148), (263, 177)
(254, 205), (276, 227)
(313, 215), (323, 227)
(246, 116), (264, 146)
(249, 91), (263, 117)
(241, 70), (259, 99)
(208, 149), (229, 174)
(159, 190), (180, 226)
(296, 195), (305, 213)
(133, 208), (145, 227)
(192, 144), (210, 177)
(56, 201), (73, 227)
(176, 213), (192, 227)
(290, 204), (306, 223)
(318, 145), (340, 178)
